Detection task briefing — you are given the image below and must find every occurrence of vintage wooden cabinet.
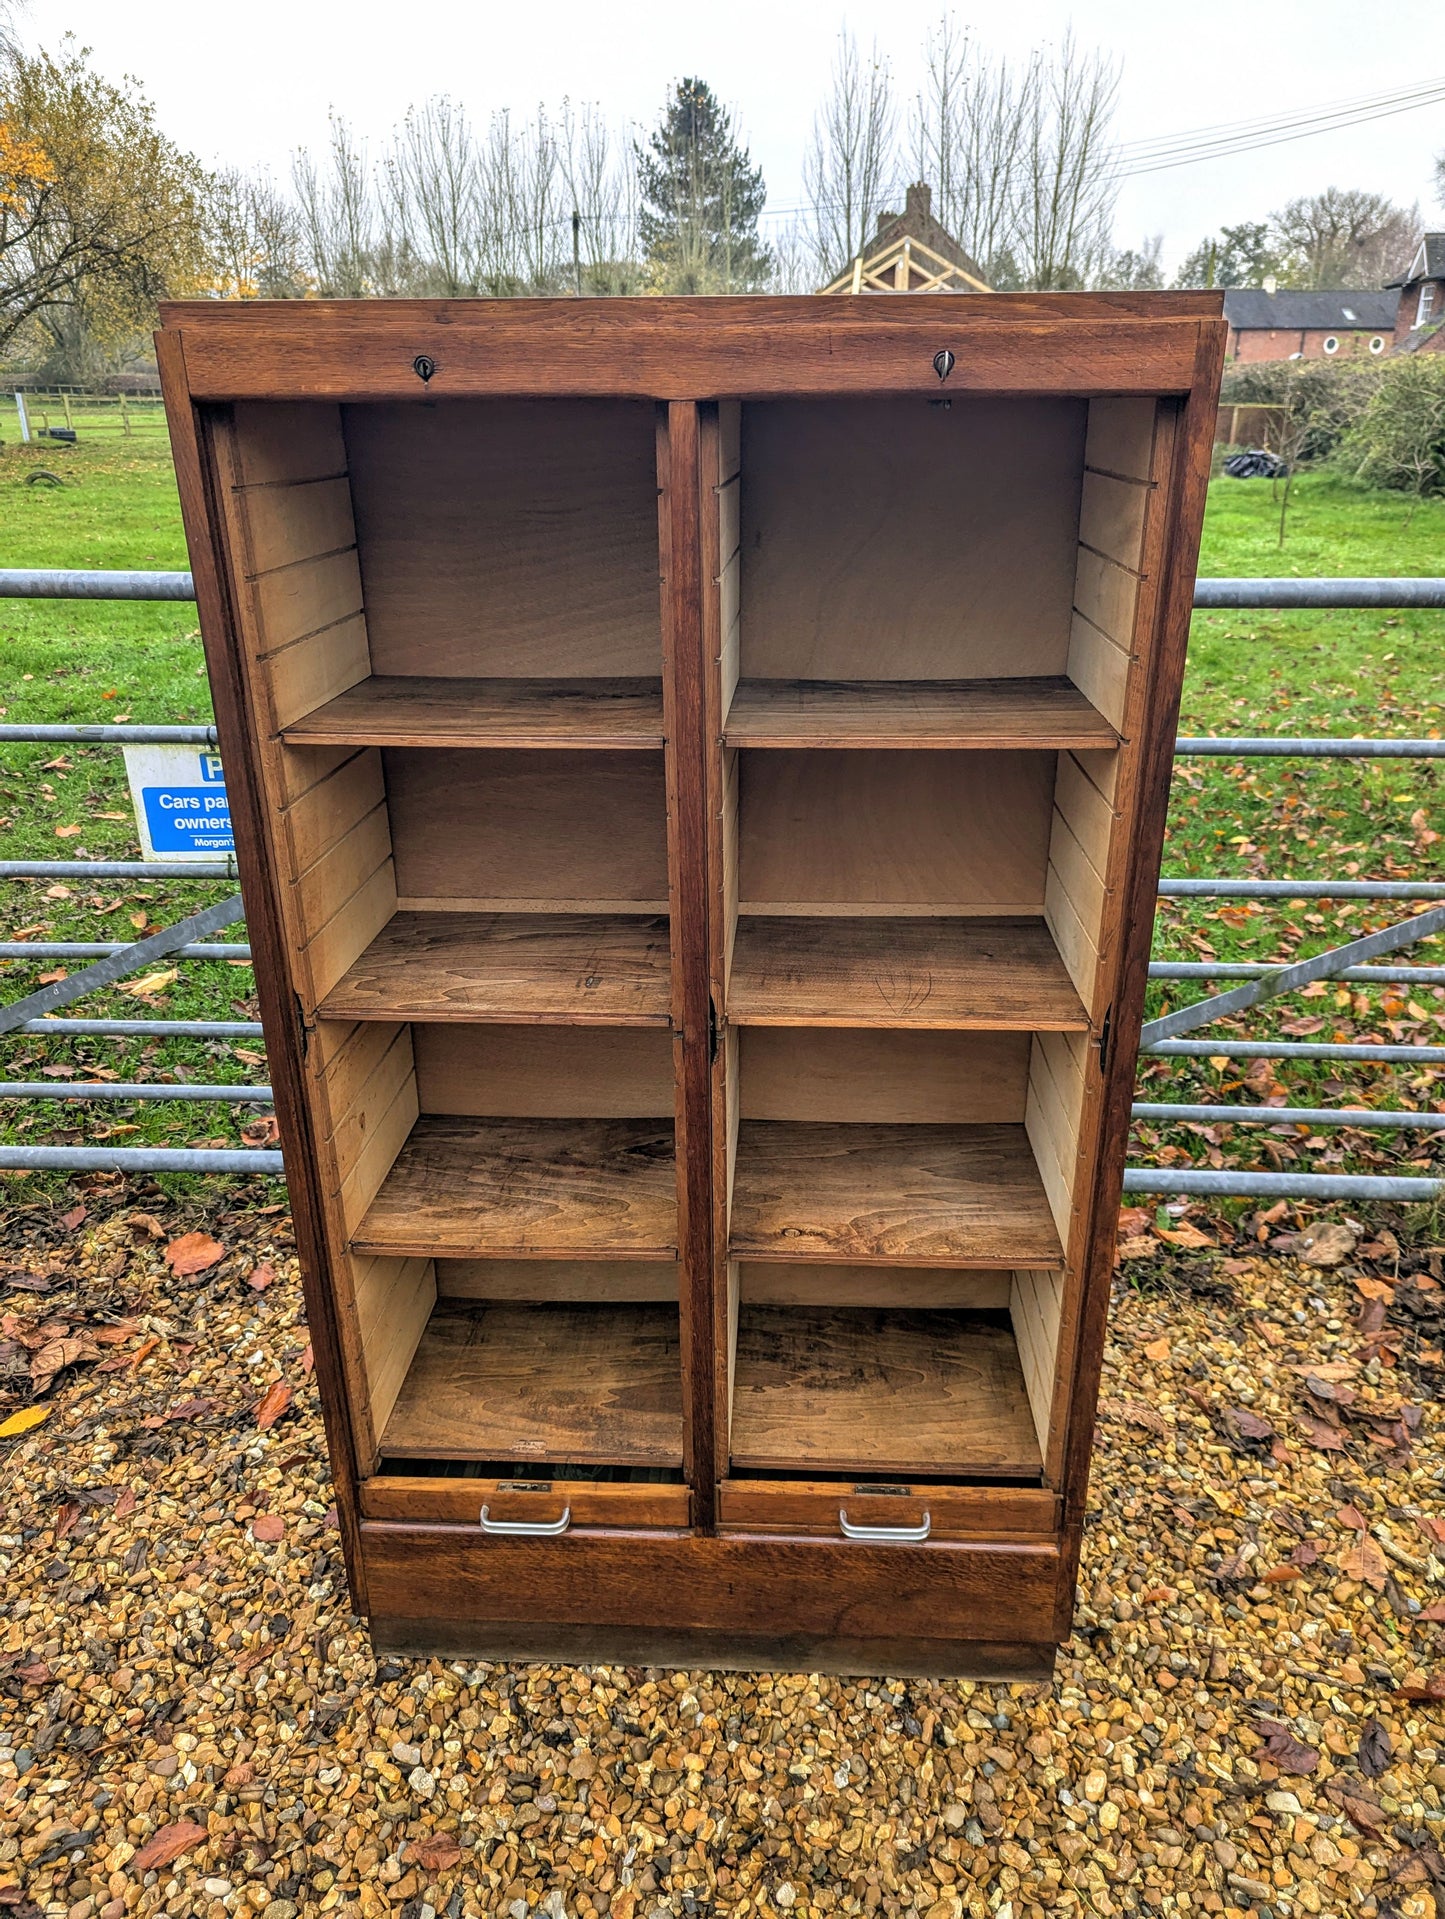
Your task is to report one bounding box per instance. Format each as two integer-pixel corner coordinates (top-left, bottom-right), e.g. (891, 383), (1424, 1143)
(158, 293), (1225, 1675)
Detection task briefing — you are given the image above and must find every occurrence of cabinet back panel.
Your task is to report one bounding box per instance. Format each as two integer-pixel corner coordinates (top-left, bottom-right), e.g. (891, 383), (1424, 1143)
(740, 398), (1086, 681)
(739, 1029), (1029, 1124)
(344, 401), (663, 678)
(414, 1024), (674, 1118)
(738, 750), (1053, 914)
(739, 1264), (1011, 1308)
(437, 1258), (679, 1302)
(384, 748), (669, 911)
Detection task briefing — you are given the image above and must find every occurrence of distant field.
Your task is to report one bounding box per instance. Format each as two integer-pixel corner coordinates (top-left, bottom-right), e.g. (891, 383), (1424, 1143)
(0, 433), (1441, 1201)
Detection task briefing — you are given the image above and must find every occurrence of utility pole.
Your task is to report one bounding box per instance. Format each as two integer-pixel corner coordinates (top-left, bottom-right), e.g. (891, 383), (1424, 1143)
(572, 210), (582, 295)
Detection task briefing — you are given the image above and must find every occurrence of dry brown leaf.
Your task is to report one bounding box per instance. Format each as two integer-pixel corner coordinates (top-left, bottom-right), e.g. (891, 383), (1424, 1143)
(407, 1835), (464, 1871)
(1117, 1235), (1157, 1260)
(255, 1379), (293, 1429)
(1117, 1206), (1152, 1235)
(1098, 1396), (1169, 1438)
(250, 1513), (285, 1542)
(247, 1261), (276, 1293)
(1262, 1564), (1304, 1583)
(1156, 1222), (1215, 1249)
(1326, 1779), (1388, 1839)
(1296, 1412), (1346, 1451)
(59, 1203), (86, 1231)
(115, 1486), (136, 1519)
(1354, 1274), (1396, 1302)
(1339, 1534), (1389, 1592)
(1254, 1718), (1319, 1774)
(129, 1821), (208, 1875)
(1336, 1504), (1368, 1532)
(1399, 1672), (1445, 1702)
(1297, 1222), (1358, 1268)
(164, 1232), (224, 1276)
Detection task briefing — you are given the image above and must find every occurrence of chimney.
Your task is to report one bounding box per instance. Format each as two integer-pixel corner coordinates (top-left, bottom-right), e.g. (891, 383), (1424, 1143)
(904, 182), (933, 227)
(1263, 273), (1278, 296)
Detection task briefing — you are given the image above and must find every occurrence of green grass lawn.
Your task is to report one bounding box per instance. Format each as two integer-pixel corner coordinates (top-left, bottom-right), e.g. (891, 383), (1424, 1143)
(0, 436), (1441, 1204)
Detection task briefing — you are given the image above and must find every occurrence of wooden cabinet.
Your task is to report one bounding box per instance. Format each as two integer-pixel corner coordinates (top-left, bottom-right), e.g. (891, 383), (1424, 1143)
(159, 293), (1224, 1675)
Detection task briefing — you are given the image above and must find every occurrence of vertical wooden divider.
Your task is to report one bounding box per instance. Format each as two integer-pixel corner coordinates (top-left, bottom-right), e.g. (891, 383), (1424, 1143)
(659, 401), (718, 1523)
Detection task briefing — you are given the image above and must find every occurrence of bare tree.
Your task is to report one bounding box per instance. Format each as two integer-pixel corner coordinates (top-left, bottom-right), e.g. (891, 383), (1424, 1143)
(803, 30), (898, 282)
(292, 113), (377, 296)
(905, 19), (1119, 289)
(1013, 33), (1120, 290)
(560, 100), (641, 292)
(387, 96), (482, 295)
(209, 167), (306, 298)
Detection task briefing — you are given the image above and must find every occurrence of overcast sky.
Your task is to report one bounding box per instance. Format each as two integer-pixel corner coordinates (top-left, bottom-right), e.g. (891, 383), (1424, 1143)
(23, 0), (1445, 273)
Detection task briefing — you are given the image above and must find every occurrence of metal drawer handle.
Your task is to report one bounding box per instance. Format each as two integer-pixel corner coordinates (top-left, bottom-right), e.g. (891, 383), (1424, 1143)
(839, 1507), (931, 1543)
(479, 1503), (571, 1537)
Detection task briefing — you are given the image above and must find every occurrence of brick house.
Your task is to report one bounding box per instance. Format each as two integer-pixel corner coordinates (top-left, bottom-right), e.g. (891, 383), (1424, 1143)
(1222, 287), (1396, 362)
(1388, 235), (1445, 352)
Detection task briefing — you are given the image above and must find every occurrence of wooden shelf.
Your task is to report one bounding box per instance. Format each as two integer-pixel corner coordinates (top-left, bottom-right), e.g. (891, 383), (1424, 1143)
(319, 912), (672, 1025)
(722, 677), (1118, 750)
(730, 1307), (1043, 1478)
(727, 917), (1088, 1029)
(352, 1116), (678, 1260)
(281, 676), (665, 749)
(380, 1302), (683, 1466)
(729, 1122), (1063, 1267)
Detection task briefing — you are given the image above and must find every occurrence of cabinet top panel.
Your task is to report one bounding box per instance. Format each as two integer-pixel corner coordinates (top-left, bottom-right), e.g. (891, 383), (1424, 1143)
(158, 294), (1225, 402)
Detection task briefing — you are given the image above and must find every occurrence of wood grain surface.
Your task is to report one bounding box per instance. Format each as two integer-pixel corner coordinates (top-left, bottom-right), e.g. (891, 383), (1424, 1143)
(723, 677), (1117, 749)
(282, 676), (666, 749)
(729, 1121), (1063, 1266)
(379, 1301), (684, 1466)
(352, 1116), (678, 1260)
(318, 912), (672, 1024)
(729, 1307), (1043, 1477)
(727, 916), (1088, 1028)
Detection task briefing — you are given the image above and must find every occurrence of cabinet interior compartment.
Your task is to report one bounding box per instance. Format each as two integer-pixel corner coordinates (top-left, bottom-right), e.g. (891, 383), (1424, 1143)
(273, 398), (666, 748)
(706, 391), (1163, 1494)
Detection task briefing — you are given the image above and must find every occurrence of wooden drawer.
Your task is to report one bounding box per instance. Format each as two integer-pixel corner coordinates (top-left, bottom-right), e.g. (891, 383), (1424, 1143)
(359, 1474), (691, 1531)
(718, 1479), (1060, 1542)
(359, 1522), (1064, 1675)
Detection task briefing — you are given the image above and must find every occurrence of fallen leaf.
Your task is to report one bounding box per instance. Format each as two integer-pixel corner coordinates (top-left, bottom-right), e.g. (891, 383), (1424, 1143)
(407, 1835), (464, 1871)
(115, 1486), (136, 1519)
(1098, 1396), (1169, 1438)
(1296, 1412), (1346, 1451)
(59, 1203), (86, 1231)
(1254, 1718), (1319, 1775)
(1326, 1779), (1388, 1839)
(128, 1213), (166, 1239)
(129, 1821), (209, 1875)
(1117, 1235), (1157, 1260)
(250, 1513), (285, 1542)
(1340, 1535), (1389, 1592)
(1297, 1222), (1358, 1269)
(1419, 1602), (1445, 1623)
(122, 968), (179, 1001)
(255, 1379), (293, 1429)
(1262, 1564), (1304, 1583)
(1399, 1673), (1445, 1703)
(247, 1261), (276, 1293)
(300, 1341), (314, 1376)
(1157, 1222), (1215, 1249)
(1227, 1407), (1275, 1442)
(1290, 1540), (1321, 1568)
(54, 1500), (79, 1539)
(1358, 1717), (1393, 1778)
(1355, 1274), (1396, 1302)
(1118, 1206), (1151, 1235)
(164, 1232), (224, 1276)
(0, 1404), (51, 1437)
(1142, 1336), (1172, 1362)
(1336, 1504), (1369, 1532)
(53, 824), (81, 838)
(240, 1115), (281, 1148)
(1420, 1516), (1445, 1547)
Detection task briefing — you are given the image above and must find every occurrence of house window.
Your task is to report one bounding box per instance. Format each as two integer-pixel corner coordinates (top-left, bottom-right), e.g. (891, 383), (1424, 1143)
(1418, 283), (1437, 327)
(1370, 335), (1385, 354)
(1322, 336), (1339, 354)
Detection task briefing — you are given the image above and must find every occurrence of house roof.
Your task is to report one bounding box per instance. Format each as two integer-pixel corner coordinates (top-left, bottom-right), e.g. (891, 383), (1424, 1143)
(1390, 233), (1445, 287)
(1222, 288), (1397, 331)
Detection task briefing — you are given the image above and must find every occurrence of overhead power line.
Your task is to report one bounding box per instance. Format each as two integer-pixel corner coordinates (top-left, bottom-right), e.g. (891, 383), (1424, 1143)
(1119, 75), (1445, 175)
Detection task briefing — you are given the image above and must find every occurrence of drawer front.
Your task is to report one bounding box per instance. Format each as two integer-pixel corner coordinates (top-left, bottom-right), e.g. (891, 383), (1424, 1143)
(359, 1475), (691, 1531)
(360, 1523), (1063, 1647)
(718, 1479), (1060, 1542)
